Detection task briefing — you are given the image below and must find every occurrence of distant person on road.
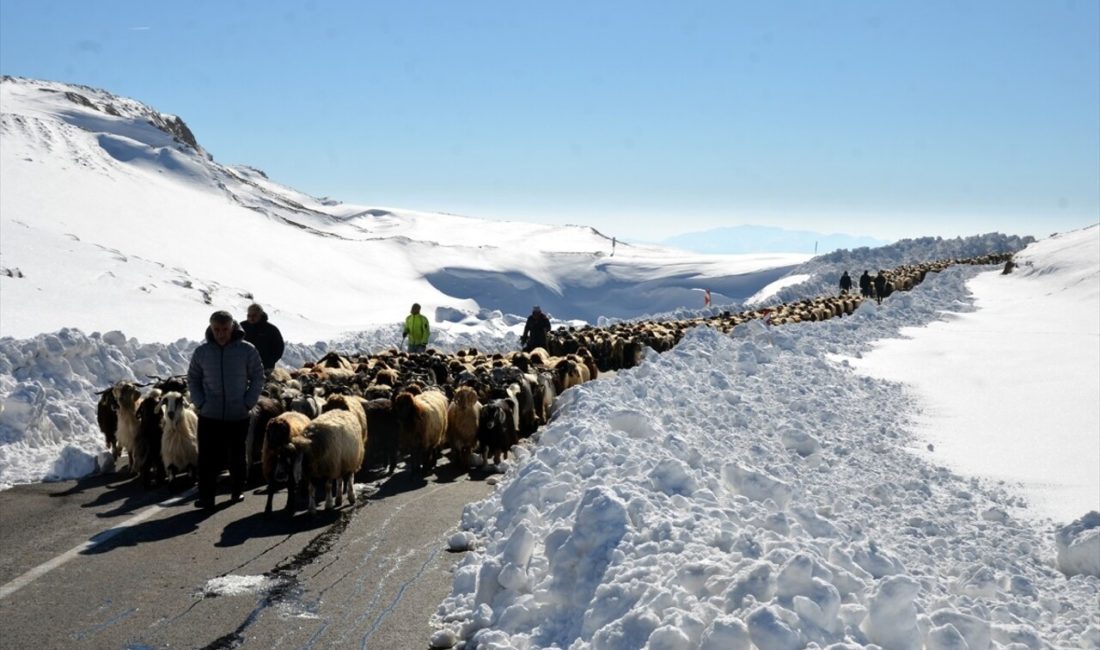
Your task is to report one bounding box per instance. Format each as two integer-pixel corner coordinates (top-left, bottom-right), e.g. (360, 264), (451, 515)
(402, 303), (430, 353)
(241, 303), (284, 373)
(521, 305), (552, 352)
(611, 237), (617, 257)
(187, 310), (265, 510)
(839, 271), (852, 295)
(873, 271), (888, 304)
(859, 270), (873, 298)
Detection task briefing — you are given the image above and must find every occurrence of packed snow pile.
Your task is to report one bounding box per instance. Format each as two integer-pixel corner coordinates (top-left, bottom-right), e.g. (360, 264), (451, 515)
(434, 240), (1100, 648)
(753, 232), (1035, 307)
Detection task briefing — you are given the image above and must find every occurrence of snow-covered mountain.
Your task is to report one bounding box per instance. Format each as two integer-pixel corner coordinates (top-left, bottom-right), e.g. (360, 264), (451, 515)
(0, 76), (808, 344)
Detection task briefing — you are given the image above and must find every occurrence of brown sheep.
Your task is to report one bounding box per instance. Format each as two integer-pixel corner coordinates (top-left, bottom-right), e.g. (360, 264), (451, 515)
(393, 389), (448, 474)
(322, 393), (369, 446)
(446, 386), (481, 468)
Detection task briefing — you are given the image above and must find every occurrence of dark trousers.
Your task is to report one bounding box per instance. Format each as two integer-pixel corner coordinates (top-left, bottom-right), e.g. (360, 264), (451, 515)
(197, 416), (249, 504)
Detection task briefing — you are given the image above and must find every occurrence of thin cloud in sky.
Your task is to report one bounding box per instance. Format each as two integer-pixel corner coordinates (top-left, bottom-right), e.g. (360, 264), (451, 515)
(129, 26), (151, 31)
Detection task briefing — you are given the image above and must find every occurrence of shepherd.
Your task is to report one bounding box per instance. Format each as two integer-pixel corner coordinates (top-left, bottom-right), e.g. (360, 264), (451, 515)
(704, 289), (711, 307)
(402, 303), (430, 353)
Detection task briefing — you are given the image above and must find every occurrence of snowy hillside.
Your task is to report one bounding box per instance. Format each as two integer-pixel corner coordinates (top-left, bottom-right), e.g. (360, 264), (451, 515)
(0, 76), (807, 343)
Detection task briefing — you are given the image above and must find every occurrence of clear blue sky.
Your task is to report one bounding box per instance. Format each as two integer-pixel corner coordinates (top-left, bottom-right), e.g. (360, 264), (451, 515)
(2, 1), (1098, 242)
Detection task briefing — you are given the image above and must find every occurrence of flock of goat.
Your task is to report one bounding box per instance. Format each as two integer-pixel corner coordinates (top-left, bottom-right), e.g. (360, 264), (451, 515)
(93, 253), (1013, 516)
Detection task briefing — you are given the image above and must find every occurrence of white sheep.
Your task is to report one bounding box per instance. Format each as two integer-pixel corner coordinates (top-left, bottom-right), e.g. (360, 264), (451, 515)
(300, 410), (364, 513)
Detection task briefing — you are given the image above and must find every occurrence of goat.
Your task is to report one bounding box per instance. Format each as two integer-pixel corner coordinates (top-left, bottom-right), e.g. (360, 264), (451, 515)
(95, 387), (119, 460)
(133, 388), (165, 487)
(158, 391), (198, 488)
(262, 411), (312, 515)
(478, 399), (517, 466)
(111, 381), (143, 474)
(246, 396), (284, 484)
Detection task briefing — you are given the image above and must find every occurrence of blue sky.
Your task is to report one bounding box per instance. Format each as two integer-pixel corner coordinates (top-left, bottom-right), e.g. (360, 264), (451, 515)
(2, 1), (1098, 242)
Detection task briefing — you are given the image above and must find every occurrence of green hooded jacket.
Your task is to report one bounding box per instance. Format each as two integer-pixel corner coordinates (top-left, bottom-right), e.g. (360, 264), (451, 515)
(404, 313), (430, 345)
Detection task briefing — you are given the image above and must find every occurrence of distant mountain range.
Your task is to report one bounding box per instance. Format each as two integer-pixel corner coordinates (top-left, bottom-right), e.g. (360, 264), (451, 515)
(663, 225), (890, 254)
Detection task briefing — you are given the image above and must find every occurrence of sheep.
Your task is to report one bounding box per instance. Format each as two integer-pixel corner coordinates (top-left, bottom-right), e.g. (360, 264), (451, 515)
(269, 366), (293, 383)
(393, 389), (449, 474)
(300, 410), (364, 513)
(133, 388), (166, 487)
(111, 381), (143, 474)
(321, 393), (368, 445)
(158, 391), (198, 488)
(478, 399), (517, 466)
(446, 386), (481, 468)
(262, 411), (312, 515)
(364, 398), (401, 475)
(554, 357), (587, 393)
(95, 387), (119, 460)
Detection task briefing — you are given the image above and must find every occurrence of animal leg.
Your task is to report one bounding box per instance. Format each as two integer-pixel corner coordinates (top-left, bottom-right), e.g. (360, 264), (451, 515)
(308, 481), (318, 515)
(326, 480), (336, 510)
(265, 481), (276, 515)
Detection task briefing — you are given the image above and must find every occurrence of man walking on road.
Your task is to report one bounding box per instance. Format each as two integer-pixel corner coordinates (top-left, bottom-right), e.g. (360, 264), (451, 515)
(242, 303), (284, 373)
(188, 310), (265, 509)
(402, 303), (430, 353)
(521, 305), (552, 352)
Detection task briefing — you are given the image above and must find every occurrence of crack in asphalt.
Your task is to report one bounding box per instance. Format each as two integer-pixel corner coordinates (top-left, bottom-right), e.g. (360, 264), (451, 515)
(199, 493), (371, 650)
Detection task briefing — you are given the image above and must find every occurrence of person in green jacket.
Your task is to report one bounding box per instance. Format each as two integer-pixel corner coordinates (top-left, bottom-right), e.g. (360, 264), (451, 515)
(402, 303), (430, 352)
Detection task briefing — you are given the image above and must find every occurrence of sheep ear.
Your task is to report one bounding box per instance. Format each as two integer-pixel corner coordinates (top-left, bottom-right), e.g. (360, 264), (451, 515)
(292, 454), (303, 484)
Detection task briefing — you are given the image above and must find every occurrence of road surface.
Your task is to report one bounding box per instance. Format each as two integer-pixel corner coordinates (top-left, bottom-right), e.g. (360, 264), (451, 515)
(0, 460), (490, 649)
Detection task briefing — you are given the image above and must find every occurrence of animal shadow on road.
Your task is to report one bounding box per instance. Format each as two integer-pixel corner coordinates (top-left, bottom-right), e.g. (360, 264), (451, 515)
(51, 472), (172, 519)
(216, 507), (338, 548)
(48, 471), (122, 499)
(79, 505), (216, 555)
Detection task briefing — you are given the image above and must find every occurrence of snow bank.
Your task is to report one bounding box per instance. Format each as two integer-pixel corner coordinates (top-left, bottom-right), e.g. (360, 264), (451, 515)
(434, 263), (1098, 648)
(0, 310), (538, 489)
(0, 328), (195, 488)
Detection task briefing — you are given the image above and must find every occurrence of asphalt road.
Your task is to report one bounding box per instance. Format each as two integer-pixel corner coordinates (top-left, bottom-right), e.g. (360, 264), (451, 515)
(0, 459), (491, 649)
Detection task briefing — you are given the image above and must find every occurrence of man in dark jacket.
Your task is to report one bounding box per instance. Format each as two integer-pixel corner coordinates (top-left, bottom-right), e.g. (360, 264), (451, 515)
(839, 271), (853, 295)
(859, 270), (873, 298)
(242, 303), (285, 372)
(188, 310), (265, 509)
(873, 271), (889, 304)
(521, 305), (551, 352)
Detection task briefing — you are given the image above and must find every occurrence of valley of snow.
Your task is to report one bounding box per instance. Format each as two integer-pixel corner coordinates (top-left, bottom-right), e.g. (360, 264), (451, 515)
(0, 76), (806, 344)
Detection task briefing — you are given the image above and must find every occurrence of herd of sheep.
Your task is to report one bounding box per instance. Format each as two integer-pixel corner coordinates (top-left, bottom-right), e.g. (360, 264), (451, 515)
(93, 253), (1013, 516)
